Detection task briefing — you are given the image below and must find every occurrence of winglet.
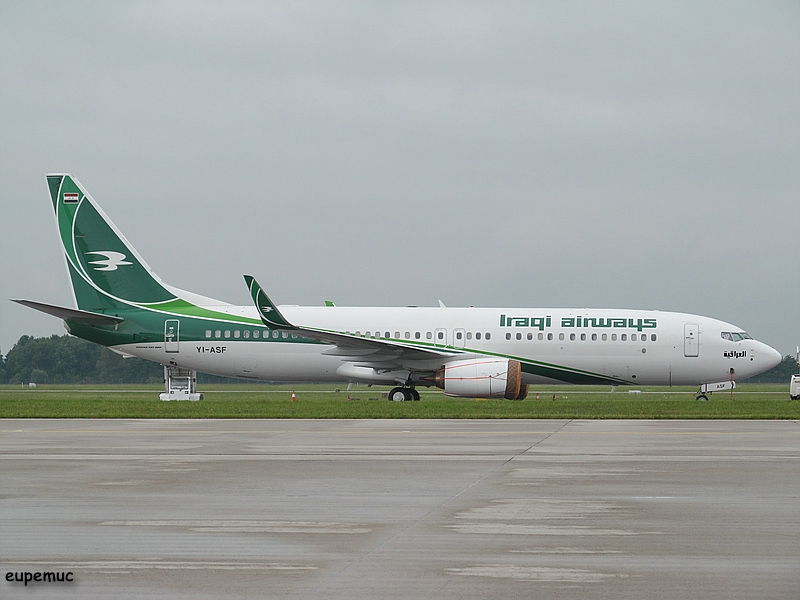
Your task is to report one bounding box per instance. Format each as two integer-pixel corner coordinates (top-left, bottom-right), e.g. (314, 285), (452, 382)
(243, 275), (295, 329)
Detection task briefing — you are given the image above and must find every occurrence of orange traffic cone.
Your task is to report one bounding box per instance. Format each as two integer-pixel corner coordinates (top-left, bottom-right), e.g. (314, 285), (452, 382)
(535, 392), (540, 401)
(291, 391), (296, 402)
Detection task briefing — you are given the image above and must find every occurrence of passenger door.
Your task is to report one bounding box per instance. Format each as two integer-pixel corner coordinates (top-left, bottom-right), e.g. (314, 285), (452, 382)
(684, 324), (699, 357)
(165, 319), (180, 353)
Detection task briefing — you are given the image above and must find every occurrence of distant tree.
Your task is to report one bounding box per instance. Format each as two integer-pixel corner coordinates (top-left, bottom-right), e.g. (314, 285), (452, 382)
(742, 355), (800, 384)
(95, 347), (162, 384)
(4, 334), (161, 384)
(0, 348), (6, 383)
(29, 368), (49, 385)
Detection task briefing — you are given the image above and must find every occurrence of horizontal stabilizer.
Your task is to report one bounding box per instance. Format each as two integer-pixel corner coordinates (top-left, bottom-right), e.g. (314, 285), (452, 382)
(11, 299), (124, 326)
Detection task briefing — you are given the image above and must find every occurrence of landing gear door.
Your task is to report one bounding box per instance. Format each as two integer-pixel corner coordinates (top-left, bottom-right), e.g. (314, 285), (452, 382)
(165, 319), (180, 353)
(684, 323), (699, 357)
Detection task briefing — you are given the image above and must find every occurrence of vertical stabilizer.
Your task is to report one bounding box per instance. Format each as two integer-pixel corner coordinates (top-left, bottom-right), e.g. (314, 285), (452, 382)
(47, 174), (177, 311)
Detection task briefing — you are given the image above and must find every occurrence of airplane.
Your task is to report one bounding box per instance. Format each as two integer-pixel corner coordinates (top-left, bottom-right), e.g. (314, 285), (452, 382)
(13, 174), (782, 401)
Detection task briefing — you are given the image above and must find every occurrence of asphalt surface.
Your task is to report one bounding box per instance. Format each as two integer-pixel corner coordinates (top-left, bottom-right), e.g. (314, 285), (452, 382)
(2, 419), (798, 599)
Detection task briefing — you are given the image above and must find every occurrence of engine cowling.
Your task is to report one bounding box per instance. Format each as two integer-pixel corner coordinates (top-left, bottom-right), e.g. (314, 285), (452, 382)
(434, 358), (522, 399)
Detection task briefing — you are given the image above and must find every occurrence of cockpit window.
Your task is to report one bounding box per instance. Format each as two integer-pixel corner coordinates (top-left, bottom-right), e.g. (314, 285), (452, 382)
(721, 331), (752, 342)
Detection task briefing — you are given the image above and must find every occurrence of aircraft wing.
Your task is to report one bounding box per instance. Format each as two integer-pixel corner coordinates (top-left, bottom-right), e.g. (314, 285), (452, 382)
(244, 275), (455, 367)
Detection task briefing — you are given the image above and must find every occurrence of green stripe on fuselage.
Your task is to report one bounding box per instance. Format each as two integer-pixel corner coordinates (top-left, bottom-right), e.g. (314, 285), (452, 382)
(142, 298), (263, 325)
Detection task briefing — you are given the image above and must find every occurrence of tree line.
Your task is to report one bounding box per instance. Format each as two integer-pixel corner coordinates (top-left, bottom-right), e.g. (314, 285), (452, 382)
(0, 334), (797, 385)
(0, 335), (241, 385)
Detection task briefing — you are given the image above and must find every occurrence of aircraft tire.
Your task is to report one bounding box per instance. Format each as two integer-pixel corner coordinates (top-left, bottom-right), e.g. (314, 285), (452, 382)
(410, 389), (421, 401)
(389, 387), (408, 402)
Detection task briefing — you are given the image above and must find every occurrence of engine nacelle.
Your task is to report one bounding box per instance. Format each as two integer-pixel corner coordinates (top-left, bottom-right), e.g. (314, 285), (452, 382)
(434, 358), (522, 399)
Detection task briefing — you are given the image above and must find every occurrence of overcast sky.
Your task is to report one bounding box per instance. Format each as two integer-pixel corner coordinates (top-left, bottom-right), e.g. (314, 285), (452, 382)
(1, 1), (798, 357)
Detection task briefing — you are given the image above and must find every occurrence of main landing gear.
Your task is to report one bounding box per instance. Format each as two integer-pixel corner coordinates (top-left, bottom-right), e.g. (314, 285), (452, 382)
(389, 387), (420, 402)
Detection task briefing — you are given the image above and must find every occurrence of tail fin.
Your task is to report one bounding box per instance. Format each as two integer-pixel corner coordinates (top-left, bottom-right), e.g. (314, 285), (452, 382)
(47, 174), (177, 311)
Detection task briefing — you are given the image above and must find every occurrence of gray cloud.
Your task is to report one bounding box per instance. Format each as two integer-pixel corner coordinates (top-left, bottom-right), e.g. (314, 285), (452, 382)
(1, 1), (798, 356)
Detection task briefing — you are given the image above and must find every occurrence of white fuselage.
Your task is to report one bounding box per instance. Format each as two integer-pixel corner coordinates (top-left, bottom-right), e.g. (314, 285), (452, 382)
(120, 306), (780, 387)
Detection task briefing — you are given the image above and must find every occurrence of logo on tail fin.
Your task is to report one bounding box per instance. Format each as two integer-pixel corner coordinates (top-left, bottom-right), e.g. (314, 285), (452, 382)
(85, 251), (133, 271)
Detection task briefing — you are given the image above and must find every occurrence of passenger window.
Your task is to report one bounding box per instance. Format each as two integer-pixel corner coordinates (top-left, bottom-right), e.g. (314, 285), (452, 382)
(559, 333), (565, 341)
(591, 333), (597, 341)
(485, 333), (491, 340)
(537, 333), (543, 340)
(527, 333), (533, 340)
(547, 333), (553, 340)
(215, 330), (221, 338)
(234, 330), (240, 338)
(253, 331), (259, 338)
(224, 330), (231, 338)
(476, 332), (482, 340)
(651, 334), (657, 341)
(601, 333), (607, 341)
(282, 332), (288, 338)
(243, 330), (250, 338)
(205, 330), (211, 338)
(516, 333), (522, 340)
(611, 334), (617, 341)
(395, 331), (400, 338)
(365, 331), (370, 338)
(273, 331), (279, 338)
(466, 332), (472, 340)
(631, 334), (637, 341)
(385, 331), (390, 338)
(415, 332), (421, 339)
(570, 333), (576, 341)
(455, 332), (462, 340)
(506, 333), (512, 340)
(426, 332), (432, 340)
(580, 333), (586, 341)
(437, 331), (443, 340)
(621, 334), (627, 341)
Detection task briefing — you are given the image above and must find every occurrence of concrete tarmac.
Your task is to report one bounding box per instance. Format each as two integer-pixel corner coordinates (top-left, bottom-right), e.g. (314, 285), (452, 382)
(1, 419), (798, 599)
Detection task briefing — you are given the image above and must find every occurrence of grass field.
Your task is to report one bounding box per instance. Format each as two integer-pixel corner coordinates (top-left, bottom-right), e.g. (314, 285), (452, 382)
(0, 383), (797, 419)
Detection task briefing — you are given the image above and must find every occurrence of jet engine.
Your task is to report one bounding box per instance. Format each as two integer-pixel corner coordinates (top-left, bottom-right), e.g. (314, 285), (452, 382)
(434, 358), (524, 399)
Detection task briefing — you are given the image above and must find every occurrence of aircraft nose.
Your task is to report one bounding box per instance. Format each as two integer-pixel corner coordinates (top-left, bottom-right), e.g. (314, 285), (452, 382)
(762, 344), (782, 371)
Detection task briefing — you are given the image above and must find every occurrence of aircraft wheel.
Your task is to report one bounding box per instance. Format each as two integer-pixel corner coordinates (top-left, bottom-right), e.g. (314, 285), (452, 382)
(695, 393), (708, 401)
(389, 387), (408, 402)
(410, 389), (421, 401)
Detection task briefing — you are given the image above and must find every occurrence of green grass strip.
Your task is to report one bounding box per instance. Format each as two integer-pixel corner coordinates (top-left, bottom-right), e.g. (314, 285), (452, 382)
(0, 384), (797, 419)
